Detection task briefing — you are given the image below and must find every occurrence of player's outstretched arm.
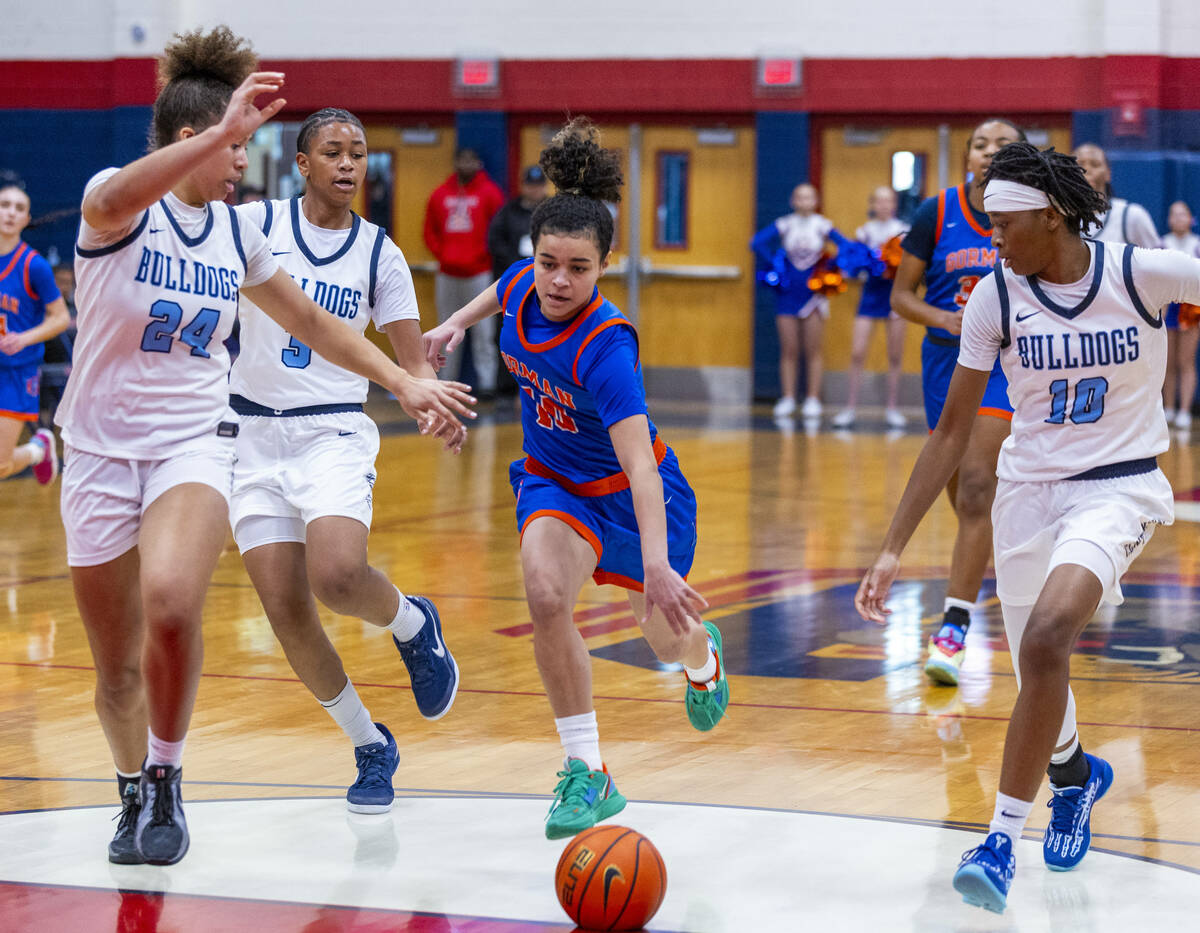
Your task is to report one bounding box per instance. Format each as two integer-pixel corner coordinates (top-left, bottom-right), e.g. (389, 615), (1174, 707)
(423, 285), (502, 370)
(855, 364), (989, 623)
(384, 318), (467, 452)
(243, 269), (476, 431)
(610, 414), (707, 637)
(83, 72), (287, 232)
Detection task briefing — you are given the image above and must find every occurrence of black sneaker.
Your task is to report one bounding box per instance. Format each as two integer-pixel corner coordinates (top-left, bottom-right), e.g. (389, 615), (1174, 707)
(134, 764), (189, 866)
(107, 783), (143, 864)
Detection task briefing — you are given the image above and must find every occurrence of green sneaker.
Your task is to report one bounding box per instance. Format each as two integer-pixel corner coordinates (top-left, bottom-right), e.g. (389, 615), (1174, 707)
(686, 621), (729, 731)
(544, 758), (626, 840)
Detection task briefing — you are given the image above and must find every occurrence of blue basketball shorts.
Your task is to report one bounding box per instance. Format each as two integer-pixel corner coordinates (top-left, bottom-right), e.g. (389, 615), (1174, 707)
(0, 362), (40, 421)
(921, 335), (1012, 431)
(509, 449), (698, 591)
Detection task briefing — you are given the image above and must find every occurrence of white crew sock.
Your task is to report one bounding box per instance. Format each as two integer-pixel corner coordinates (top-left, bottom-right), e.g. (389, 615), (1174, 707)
(320, 678), (385, 748)
(988, 792), (1034, 843)
(555, 711), (602, 771)
(146, 729), (186, 769)
(684, 644), (717, 685)
(385, 586), (424, 642)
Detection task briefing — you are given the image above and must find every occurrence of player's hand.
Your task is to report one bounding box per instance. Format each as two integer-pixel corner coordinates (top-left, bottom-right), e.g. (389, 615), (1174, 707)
(941, 311), (963, 336)
(393, 373), (476, 433)
(0, 333), (27, 355)
(642, 561), (708, 637)
(427, 416), (468, 454)
(216, 72), (287, 144)
(855, 552), (901, 624)
(422, 321), (467, 371)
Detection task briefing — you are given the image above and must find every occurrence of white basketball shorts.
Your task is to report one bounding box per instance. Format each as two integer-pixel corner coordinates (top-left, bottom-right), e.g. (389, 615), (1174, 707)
(230, 411), (380, 553)
(61, 434), (235, 567)
(992, 468), (1175, 607)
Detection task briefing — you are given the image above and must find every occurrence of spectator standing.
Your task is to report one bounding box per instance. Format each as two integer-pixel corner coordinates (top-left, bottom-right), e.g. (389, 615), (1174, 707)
(1161, 199), (1200, 428)
(424, 148), (505, 396)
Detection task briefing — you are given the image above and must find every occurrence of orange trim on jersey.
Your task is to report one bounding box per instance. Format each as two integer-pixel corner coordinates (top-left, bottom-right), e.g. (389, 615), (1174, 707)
(524, 435), (668, 497)
(0, 409), (38, 422)
(516, 289), (605, 354)
(21, 251), (38, 300)
(977, 406), (1014, 422)
(592, 568), (644, 592)
(934, 190), (946, 241)
(0, 243), (27, 283)
(519, 508), (603, 563)
(500, 263), (533, 310)
(572, 317), (639, 385)
(956, 184), (992, 238)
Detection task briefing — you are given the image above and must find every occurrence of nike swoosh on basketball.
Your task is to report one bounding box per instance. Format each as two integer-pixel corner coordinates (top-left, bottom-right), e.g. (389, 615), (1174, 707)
(602, 865), (623, 907)
(1015, 310), (1042, 322)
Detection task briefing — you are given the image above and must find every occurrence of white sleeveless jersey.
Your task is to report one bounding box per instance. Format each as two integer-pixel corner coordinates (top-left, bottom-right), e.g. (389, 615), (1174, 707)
(776, 213), (833, 271)
(959, 241), (1200, 482)
(229, 198), (419, 409)
(57, 169), (276, 460)
(1086, 197), (1159, 248)
(855, 217), (908, 250)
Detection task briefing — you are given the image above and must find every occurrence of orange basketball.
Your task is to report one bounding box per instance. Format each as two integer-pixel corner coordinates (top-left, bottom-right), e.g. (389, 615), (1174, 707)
(554, 825), (666, 931)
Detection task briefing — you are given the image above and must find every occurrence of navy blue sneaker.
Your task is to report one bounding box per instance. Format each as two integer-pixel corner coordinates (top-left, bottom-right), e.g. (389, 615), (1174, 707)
(953, 831), (1016, 914)
(347, 722), (400, 814)
(108, 783), (143, 865)
(1044, 753), (1113, 871)
(134, 764), (189, 866)
(393, 596), (459, 720)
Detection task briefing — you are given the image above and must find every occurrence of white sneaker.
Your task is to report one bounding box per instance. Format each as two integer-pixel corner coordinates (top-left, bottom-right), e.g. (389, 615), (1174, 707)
(1176, 410), (1192, 430)
(773, 397), (796, 418)
(800, 397), (823, 419)
(885, 408), (907, 429)
(831, 408), (856, 428)
(1164, 408), (1177, 425)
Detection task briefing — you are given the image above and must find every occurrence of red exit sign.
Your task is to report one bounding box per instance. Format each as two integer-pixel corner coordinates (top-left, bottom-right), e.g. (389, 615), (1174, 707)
(455, 58), (499, 92)
(757, 57), (802, 90)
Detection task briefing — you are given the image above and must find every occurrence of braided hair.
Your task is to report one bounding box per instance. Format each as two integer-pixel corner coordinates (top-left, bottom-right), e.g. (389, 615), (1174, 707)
(531, 118), (623, 256)
(297, 107), (365, 154)
(982, 142), (1109, 236)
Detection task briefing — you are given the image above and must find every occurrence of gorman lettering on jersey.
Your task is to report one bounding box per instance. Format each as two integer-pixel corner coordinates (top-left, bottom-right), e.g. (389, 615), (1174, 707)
(289, 275), (361, 319)
(945, 247), (998, 272)
(1015, 327), (1140, 370)
(499, 348), (579, 433)
(134, 248), (240, 300)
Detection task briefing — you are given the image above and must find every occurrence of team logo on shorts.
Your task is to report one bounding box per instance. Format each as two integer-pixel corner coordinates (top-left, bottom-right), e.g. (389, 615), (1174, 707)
(24, 374), (39, 397)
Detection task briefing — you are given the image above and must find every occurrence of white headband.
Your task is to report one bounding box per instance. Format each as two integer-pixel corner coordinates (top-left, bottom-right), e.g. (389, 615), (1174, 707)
(983, 179), (1052, 212)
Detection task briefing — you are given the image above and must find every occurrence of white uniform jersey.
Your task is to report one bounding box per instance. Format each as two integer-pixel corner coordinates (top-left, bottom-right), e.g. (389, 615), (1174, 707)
(1086, 197), (1159, 248)
(57, 168), (275, 460)
(959, 240), (1200, 482)
(776, 213), (833, 271)
(1161, 231), (1200, 258)
(855, 217), (909, 250)
(229, 198), (419, 409)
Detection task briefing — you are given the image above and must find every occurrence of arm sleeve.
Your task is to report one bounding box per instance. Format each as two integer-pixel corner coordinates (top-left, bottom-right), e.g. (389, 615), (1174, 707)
(578, 326), (648, 427)
(370, 239), (420, 326)
(1126, 203), (1160, 249)
(76, 168), (138, 251)
(1130, 247), (1200, 308)
(26, 253), (61, 303)
(750, 223), (782, 265)
(956, 273), (1005, 373)
(234, 216), (278, 288)
(900, 195), (939, 263)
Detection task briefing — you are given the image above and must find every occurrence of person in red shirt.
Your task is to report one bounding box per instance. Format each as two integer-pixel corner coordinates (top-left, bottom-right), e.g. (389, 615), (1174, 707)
(423, 148), (505, 395)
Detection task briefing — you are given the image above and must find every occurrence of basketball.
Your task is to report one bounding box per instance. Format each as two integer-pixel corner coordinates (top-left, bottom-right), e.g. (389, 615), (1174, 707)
(554, 825), (666, 931)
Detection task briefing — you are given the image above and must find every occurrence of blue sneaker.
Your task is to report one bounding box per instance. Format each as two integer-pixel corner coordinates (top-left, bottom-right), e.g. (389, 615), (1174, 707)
(134, 763), (189, 866)
(393, 596), (459, 720)
(347, 722), (400, 814)
(953, 832), (1015, 914)
(1044, 753), (1113, 871)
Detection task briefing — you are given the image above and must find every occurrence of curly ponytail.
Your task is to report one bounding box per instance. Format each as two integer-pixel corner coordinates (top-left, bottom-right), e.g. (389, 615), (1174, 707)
(531, 118), (623, 255)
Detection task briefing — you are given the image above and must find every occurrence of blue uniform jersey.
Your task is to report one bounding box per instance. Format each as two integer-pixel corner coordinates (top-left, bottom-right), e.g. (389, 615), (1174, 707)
(496, 259), (658, 487)
(0, 242), (61, 368)
(902, 185), (997, 341)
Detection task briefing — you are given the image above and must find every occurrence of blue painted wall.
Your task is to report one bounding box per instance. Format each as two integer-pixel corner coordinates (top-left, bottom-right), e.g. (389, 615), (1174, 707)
(753, 112), (809, 400)
(454, 111), (508, 196)
(0, 106), (152, 266)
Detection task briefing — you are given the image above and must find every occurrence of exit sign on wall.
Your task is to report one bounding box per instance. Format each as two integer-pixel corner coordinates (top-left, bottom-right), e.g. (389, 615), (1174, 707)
(455, 58), (499, 94)
(757, 57), (802, 90)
